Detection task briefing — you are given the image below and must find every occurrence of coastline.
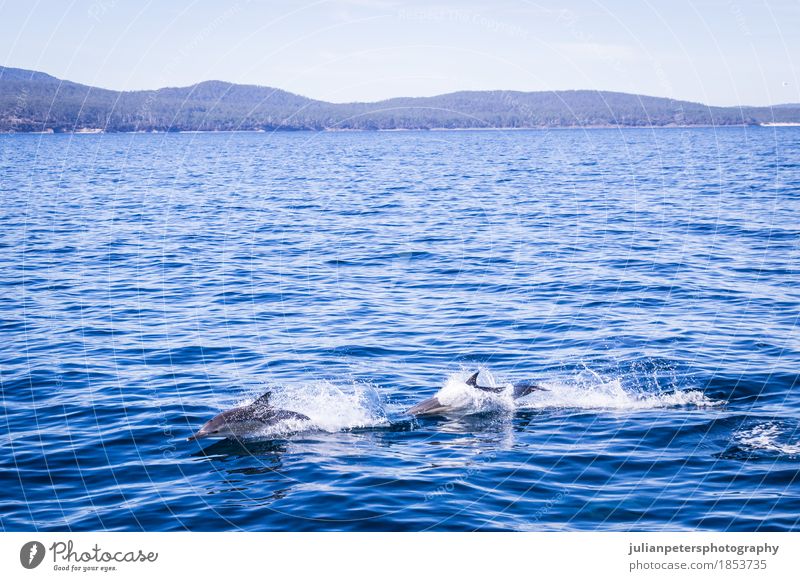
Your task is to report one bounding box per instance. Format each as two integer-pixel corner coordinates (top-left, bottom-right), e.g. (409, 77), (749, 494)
(1, 123), (784, 135)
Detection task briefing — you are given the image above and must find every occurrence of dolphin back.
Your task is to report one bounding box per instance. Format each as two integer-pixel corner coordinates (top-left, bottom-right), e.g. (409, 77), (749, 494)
(512, 380), (546, 398)
(271, 409), (311, 422)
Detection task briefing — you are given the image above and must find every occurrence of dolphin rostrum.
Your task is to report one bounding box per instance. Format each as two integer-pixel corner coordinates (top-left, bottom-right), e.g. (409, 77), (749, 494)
(406, 371), (547, 417)
(189, 392), (310, 441)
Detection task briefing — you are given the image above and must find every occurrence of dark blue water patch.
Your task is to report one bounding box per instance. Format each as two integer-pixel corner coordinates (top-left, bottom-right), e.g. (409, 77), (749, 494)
(2, 127), (800, 531)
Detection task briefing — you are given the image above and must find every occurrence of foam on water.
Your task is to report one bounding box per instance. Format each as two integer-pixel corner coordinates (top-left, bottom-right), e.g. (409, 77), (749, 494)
(732, 423), (800, 456)
(521, 379), (718, 411)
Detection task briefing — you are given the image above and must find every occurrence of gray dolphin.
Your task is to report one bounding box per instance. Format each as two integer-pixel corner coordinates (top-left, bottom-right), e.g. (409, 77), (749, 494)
(406, 372), (547, 417)
(189, 392), (310, 441)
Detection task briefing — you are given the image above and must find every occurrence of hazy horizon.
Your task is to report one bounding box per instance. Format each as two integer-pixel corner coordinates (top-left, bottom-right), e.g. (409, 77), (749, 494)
(1, 1), (798, 107)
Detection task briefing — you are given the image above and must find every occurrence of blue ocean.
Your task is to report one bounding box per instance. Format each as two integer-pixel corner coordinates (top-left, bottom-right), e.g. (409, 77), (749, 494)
(1, 127), (798, 531)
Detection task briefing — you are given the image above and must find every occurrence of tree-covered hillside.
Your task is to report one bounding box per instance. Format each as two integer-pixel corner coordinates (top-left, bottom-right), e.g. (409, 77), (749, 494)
(2, 66), (799, 132)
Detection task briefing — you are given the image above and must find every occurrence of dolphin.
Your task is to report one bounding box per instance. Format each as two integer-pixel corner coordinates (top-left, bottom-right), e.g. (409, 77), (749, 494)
(406, 371), (547, 417)
(189, 392), (310, 441)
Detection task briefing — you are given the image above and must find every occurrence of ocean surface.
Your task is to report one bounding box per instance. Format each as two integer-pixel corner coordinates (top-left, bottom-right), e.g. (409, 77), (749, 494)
(1, 127), (799, 531)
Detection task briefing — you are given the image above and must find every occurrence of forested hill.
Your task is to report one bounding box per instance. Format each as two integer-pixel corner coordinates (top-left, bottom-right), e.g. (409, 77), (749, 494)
(2, 66), (799, 132)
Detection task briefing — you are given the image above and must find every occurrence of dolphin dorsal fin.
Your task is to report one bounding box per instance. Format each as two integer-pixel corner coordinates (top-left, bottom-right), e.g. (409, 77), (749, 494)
(252, 391), (272, 407)
(466, 371), (506, 394)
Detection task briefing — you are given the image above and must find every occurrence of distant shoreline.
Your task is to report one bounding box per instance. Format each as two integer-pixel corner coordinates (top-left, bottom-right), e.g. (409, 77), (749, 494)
(3, 65), (799, 134)
(4, 123), (792, 135)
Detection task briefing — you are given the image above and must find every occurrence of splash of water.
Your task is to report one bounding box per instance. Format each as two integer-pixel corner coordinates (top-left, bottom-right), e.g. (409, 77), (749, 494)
(230, 366), (718, 440)
(431, 369), (516, 414)
(732, 422), (800, 456)
(250, 379), (390, 435)
(432, 367), (719, 414)
(519, 378), (718, 411)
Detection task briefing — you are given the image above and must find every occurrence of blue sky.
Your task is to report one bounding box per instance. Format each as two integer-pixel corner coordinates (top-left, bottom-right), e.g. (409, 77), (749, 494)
(1, 0), (798, 105)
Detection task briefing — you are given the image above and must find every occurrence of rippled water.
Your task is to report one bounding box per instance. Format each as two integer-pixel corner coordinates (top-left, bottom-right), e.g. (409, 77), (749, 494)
(1, 128), (799, 531)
